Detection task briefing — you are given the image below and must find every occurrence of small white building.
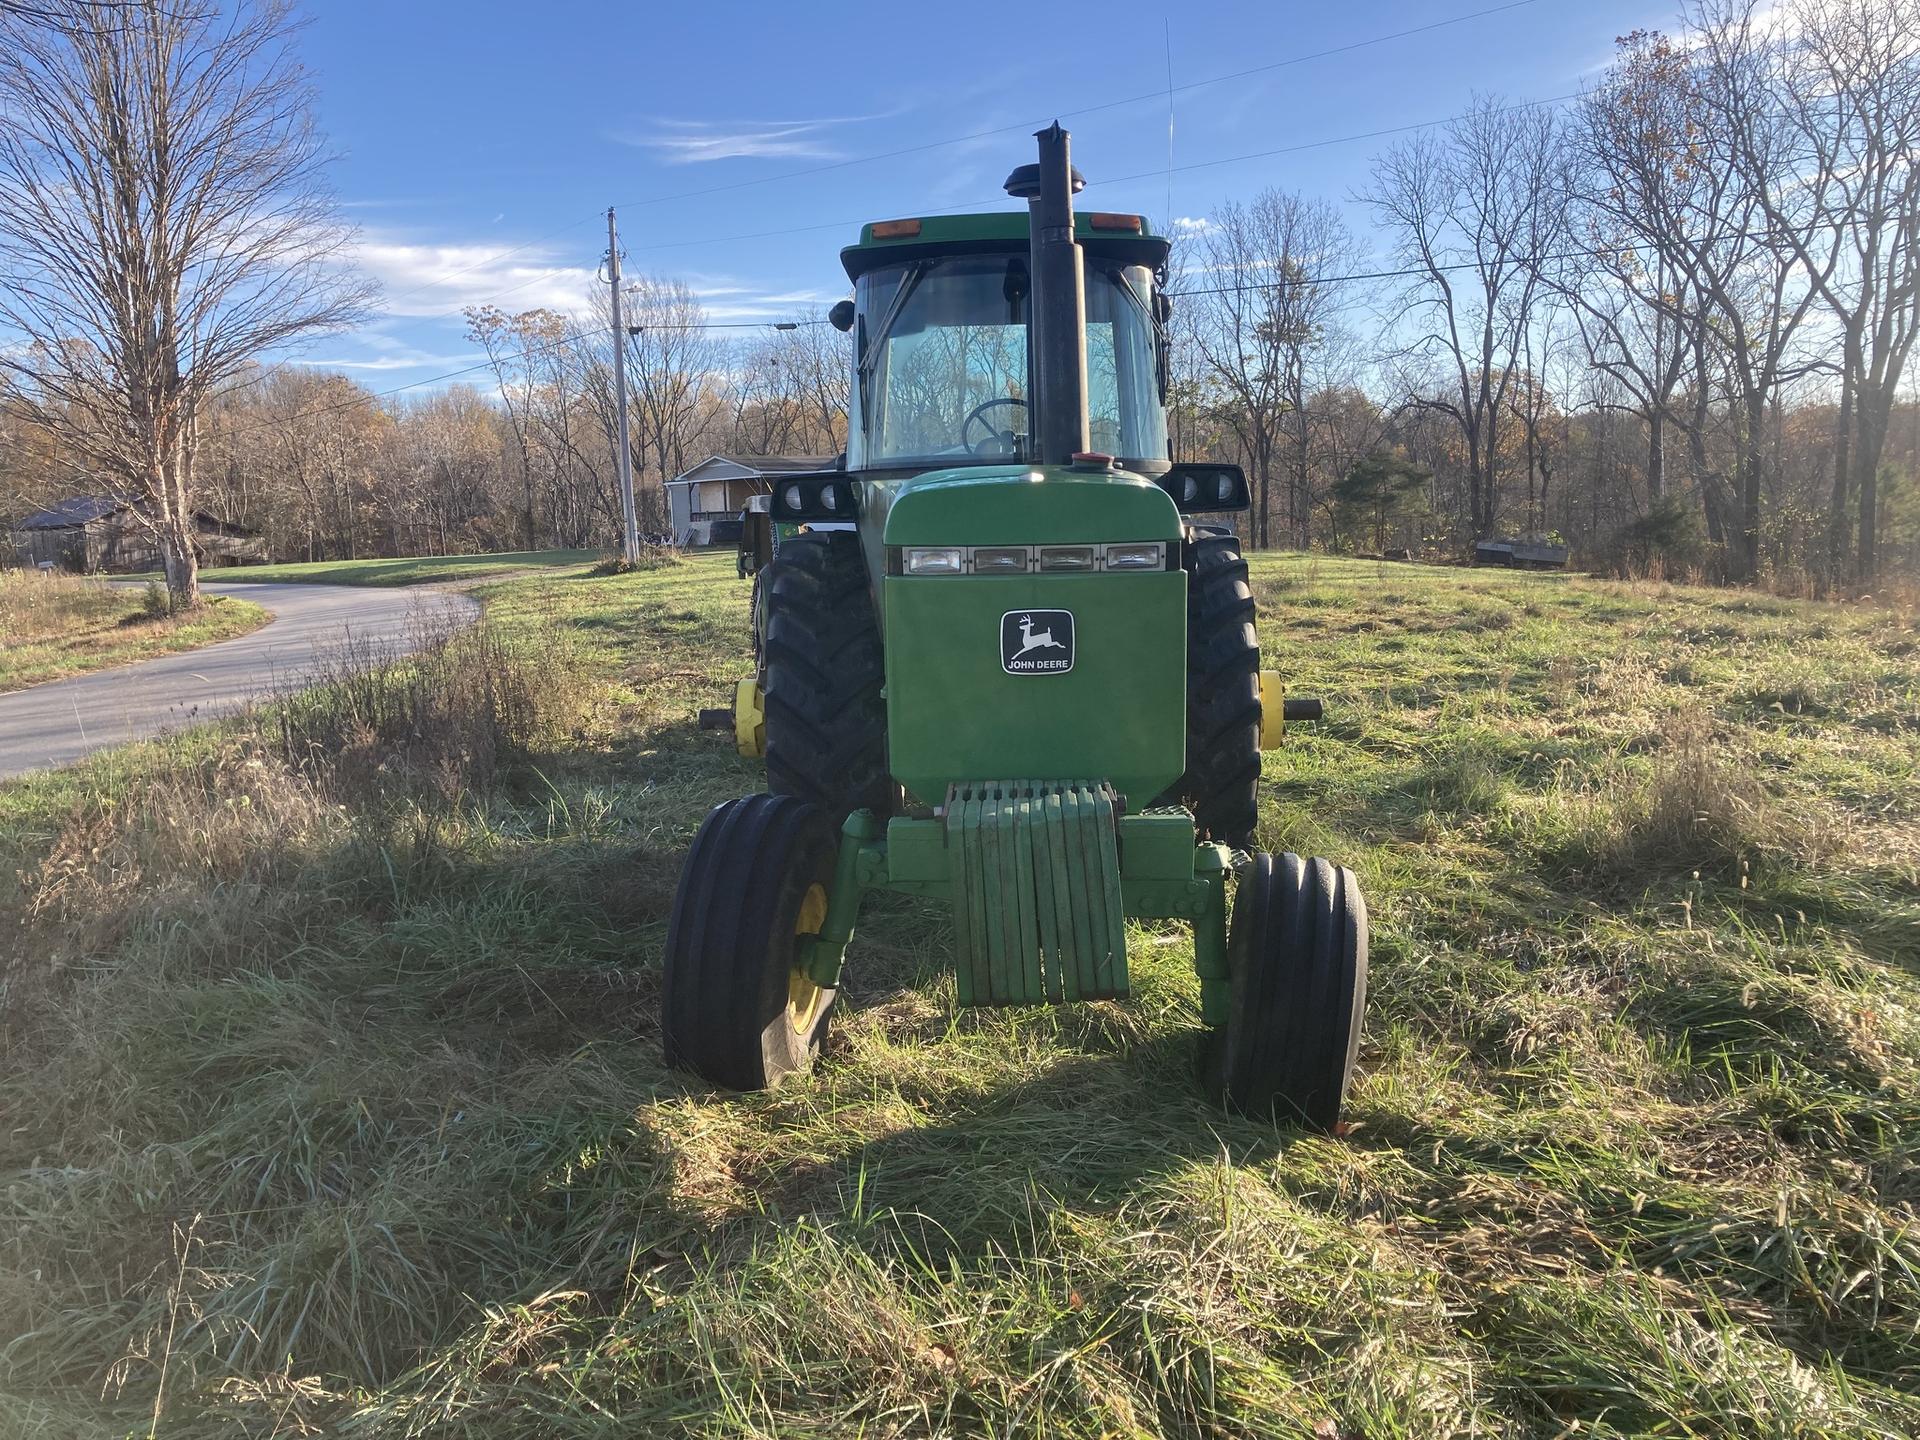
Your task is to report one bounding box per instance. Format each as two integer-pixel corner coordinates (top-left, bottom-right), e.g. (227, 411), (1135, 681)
(666, 454), (837, 546)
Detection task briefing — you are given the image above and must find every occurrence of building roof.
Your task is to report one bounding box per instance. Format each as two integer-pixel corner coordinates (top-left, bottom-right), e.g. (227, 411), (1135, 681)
(16, 495), (123, 530)
(13, 495), (261, 537)
(666, 454), (839, 488)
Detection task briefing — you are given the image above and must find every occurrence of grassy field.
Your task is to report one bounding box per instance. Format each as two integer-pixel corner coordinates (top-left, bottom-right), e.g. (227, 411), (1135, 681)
(1, 552), (1916, 1438)
(0, 569), (268, 694)
(191, 548), (601, 587)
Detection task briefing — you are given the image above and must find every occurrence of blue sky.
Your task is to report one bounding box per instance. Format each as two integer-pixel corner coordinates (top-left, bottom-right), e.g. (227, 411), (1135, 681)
(293, 0), (1674, 389)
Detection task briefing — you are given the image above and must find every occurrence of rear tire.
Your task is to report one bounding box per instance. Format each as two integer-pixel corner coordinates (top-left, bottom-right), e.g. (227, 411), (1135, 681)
(762, 531), (893, 822)
(1162, 530), (1262, 847)
(1199, 851), (1367, 1131)
(662, 794), (839, 1090)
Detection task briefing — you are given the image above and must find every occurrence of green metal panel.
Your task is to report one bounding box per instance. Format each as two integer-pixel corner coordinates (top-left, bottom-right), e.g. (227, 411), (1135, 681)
(1120, 808), (1202, 880)
(944, 780), (1126, 1006)
(885, 567), (1185, 807)
(880, 464), (1180, 547)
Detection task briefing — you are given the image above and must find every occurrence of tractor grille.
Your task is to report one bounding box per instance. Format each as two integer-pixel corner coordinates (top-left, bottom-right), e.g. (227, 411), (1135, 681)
(944, 779), (1128, 1006)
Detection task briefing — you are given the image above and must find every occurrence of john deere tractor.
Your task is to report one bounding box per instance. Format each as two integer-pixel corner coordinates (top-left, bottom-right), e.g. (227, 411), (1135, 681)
(666, 124), (1366, 1130)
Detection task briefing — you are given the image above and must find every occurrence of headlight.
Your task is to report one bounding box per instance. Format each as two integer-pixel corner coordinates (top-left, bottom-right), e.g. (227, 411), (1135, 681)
(972, 546), (1029, 574)
(781, 483), (806, 512)
(905, 546), (965, 575)
(1182, 474), (1199, 504)
(819, 485), (837, 511)
(1103, 542), (1164, 571)
(1037, 545), (1095, 572)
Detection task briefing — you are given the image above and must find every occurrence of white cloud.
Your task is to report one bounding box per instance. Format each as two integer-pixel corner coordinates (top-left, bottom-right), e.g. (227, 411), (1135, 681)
(616, 113), (882, 165)
(352, 234), (596, 319)
(1171, 216), (1212, 235)
(288, 351), (477, 373)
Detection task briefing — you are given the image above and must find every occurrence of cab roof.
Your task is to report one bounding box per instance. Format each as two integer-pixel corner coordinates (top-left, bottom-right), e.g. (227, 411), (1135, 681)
(840, 210), (1169, 281)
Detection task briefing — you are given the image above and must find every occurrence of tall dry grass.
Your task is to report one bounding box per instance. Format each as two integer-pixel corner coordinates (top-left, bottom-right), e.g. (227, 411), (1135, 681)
(0, 567), (125, 645)
(3, 616), (600, 1026)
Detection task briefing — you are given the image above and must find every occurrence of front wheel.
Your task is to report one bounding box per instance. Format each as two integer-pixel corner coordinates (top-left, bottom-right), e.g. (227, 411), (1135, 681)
(661, 794), (839, 1090)
(1199, 851), (1367, 1131)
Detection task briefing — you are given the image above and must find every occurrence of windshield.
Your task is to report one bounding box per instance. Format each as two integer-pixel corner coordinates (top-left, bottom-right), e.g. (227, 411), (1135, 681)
(847, 254), (1168, 471)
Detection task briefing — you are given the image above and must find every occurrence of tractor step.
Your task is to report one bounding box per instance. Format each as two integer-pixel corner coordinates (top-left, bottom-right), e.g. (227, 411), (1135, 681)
(944, 779), (1127, 1006)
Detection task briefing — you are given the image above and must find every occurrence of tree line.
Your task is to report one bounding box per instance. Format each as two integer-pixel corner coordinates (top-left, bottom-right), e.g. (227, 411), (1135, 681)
(0, 0), (1914, 601)
(1170, 0), (1920, 587)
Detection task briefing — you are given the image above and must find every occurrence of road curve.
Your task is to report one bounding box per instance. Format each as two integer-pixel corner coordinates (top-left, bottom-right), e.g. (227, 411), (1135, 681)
(0, 582), (479, 782)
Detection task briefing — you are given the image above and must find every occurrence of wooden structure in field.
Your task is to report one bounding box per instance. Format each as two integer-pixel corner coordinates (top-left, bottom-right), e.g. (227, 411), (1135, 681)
(10, 496), (266, 573)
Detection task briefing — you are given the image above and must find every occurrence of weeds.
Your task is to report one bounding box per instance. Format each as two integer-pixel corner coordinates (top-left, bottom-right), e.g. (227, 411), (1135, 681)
(0, 554), (1916, 1437)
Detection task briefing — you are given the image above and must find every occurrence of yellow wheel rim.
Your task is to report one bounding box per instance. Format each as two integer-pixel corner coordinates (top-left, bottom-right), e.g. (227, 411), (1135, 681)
(788, 883), (828, 1031)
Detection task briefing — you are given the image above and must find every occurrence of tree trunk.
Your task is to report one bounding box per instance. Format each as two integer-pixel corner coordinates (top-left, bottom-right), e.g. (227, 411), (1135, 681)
(1738, 392), (1766, 582)
(1855, 382), (1892, 580)
(158, 483), (200, 608)
(1647, 410), (1664, 504)
(1827, 354), (1855, 582)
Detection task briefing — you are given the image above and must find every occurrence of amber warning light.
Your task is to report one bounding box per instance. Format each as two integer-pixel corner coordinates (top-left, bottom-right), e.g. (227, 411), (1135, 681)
(871, 219), (922, 238)
(1089, 213), (1143, 232)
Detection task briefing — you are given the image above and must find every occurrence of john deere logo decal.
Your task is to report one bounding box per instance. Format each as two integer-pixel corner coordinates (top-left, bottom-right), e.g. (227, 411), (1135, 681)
(1002, 610), (1074, 674)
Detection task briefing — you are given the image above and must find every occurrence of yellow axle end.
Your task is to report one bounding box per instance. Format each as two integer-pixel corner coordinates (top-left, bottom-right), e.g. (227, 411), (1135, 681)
(1258, 670), (1285, 750)
(734, 677), (766, 758)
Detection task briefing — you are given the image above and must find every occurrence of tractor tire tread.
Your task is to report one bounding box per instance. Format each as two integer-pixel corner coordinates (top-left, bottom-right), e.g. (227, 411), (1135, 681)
(661, 793), (837, 1091)
(1204, 850), (1367, 1131)
(1158, 532), (1262, 847)
(761, 531), (892, 821)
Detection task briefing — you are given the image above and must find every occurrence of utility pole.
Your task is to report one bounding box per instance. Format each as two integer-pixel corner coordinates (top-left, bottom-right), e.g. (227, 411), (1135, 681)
(606, 208), (640, 563)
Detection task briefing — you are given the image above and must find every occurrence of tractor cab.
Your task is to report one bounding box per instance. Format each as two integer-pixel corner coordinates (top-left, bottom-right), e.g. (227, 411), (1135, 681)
(835, 214), (1171, 476)
(667, 125), (1367, 1134)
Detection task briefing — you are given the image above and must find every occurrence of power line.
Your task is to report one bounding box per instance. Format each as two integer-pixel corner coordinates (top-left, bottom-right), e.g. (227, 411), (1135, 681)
(1102, 91), (1581, 188)
(235, 2), (1547, 420)
(1164, 224), (1827, 301)
(604, 1), (1539, 215)
(219, 314), (828, 436)
(330, 1), (1537, 340)
(609, 91), (1580, 268)
(285, 0), (1540, 377)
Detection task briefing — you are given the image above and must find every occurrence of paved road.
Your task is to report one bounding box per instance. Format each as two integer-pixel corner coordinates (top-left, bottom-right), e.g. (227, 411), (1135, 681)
(0, 582), (479, 781)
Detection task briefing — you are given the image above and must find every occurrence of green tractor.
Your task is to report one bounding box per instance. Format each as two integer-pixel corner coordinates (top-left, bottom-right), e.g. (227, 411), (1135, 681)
(667, 124), (1366, 1131)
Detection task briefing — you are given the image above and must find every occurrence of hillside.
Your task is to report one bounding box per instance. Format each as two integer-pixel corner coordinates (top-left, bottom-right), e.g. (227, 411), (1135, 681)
(1, 553), (1915, 1437)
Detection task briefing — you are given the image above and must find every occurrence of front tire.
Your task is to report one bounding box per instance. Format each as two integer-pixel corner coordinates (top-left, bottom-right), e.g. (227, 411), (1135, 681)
(1199, 851), (1367, 1131)
(662, 794), (839, 1091)
(761, 531), (892, 822)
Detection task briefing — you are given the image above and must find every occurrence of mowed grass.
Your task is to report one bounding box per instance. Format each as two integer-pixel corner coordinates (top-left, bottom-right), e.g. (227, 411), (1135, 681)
(1, 552), (1917, 1437)
(191, 548), (601, 587)
(0, 569), (268, 694)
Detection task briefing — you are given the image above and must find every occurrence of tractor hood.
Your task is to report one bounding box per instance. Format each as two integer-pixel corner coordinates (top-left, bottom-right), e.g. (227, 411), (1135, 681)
(880, 463), (1181, 548)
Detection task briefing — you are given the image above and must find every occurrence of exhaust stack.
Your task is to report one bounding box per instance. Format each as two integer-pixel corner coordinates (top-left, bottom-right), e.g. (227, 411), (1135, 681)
(1005, 123), (1089, 466)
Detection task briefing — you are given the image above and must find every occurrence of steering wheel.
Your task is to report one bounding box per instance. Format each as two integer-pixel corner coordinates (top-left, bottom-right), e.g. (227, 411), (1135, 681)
(962, 397), (1029, 457)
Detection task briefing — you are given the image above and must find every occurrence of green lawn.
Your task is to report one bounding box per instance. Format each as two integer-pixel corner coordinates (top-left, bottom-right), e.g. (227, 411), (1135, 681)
(192, 547), (601, 586)
(0, 569), (268, 694)
(1, 552), (1916, 1437)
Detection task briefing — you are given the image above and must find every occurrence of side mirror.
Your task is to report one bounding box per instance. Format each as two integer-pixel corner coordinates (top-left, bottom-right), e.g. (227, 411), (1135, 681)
(1153, 291), (1172, 324)
(1158, 462), (1250, 514)
(828, 299), (856, 333)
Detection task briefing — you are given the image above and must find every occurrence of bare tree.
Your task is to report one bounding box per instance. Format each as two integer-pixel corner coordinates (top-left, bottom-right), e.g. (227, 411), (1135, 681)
(1365, 96), (1567, 541)
(1743, 0), (1920, 579)
(1190, 191), (1358, 548)
(0, 0), (375, 604)
(1565, 48), (1709, 513)
(625, 277), (723, 526)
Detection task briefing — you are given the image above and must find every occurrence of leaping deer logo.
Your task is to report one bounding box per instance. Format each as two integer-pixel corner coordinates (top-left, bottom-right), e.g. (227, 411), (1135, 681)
(1011, 613), (1067, 659)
